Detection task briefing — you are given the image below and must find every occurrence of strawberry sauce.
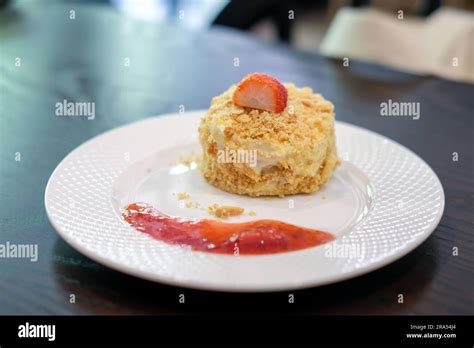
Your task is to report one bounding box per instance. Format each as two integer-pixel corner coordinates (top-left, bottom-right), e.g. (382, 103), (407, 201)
(122, 202), (334, 255)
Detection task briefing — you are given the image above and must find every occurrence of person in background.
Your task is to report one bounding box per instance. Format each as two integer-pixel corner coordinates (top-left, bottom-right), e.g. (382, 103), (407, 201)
(213, 0), (444, 42)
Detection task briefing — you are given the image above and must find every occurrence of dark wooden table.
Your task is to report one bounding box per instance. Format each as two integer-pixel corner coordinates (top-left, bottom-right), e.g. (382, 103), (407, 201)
(0, 2), (472, 315)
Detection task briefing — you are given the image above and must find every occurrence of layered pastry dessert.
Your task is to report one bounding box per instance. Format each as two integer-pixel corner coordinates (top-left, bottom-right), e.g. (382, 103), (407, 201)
(199, 73), (339, 197)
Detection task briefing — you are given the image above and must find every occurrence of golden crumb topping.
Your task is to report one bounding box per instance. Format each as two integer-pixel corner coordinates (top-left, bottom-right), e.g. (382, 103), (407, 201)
(201, 83), (334, 147)
(198, 82), (339, 197)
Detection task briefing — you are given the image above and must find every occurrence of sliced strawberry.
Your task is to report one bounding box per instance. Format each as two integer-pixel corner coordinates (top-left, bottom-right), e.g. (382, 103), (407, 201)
(232, 73), (288, 113)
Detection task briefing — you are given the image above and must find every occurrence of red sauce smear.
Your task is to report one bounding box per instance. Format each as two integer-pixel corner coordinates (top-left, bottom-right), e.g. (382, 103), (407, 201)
(122, 203), (334, 255)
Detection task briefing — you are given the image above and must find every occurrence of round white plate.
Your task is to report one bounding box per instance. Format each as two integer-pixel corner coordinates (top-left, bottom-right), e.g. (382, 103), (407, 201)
(45, 110), (444, 292)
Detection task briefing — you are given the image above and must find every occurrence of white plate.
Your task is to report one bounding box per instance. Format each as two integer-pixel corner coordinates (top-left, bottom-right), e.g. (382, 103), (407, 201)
(45, 110), (444, 292)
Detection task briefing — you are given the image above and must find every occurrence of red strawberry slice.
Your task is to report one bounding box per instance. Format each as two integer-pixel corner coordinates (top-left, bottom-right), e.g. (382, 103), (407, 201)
(232, 73), (288, 113)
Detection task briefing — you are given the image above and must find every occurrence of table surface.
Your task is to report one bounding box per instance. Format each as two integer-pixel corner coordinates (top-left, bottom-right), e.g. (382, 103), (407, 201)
(0, 3), (472, 315)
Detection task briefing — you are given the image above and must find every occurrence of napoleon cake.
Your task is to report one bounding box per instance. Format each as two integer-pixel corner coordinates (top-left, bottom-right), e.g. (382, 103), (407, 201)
(198, 73), (339, 197)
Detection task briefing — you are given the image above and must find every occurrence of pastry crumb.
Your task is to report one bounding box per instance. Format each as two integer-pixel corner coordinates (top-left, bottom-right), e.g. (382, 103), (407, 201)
(198, 83), (338, 197)
(208, 204), (244, 218)
(248, 211), (257, 216)
(177, 192), (190, 200)
(185, 201), (193, 208)
(179, 152), (200, 167)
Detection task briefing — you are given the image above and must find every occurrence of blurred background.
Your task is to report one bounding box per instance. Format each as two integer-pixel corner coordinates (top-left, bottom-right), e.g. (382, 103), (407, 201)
(2, 0), (472, 82)
(4, 1), (471, 42)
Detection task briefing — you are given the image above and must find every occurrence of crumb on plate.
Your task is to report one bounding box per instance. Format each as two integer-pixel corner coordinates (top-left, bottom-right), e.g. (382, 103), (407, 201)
(177, 192), (190, 200)
(179, 152), (201, 167)
(207, 204), (244, 218)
